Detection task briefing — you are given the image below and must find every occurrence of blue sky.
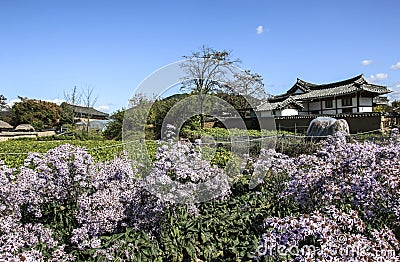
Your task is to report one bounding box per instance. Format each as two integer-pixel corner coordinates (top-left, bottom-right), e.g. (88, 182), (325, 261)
(1, 0), (400, 113)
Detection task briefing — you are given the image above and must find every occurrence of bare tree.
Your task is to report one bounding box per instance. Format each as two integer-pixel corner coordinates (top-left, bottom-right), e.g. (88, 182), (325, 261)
(226, 69), (267, 107)
(64, 86), (81, 106)
(63, 86), (82, 125)
(180, 45), (240, 128)
(82, 86), (98, 133)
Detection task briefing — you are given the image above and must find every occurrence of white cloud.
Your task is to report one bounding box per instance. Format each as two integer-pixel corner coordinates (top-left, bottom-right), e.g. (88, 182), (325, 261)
(386, 82), (400, 101)
(46, 98), (64, 105)
(5, 97), (65, 108)
(391, 61), (400, 70)
(361, 59), (372, 66)
(96, 105), (110, 112)
(388, 91), (400, 102)
(388, 93), (398, 101)
(7, 98), (19, 107)
(256, 25), (264, 34)
(368, 73), (388, 82)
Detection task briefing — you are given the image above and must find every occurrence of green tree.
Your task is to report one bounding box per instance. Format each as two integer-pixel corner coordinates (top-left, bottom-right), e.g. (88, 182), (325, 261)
(391, 100), (400, 109)
(213, 92), (263, 119)
(0, 95), (8, 111)
(11, 97), (62, 130)
(103, 109), (124, 140)
(123, 94), (154, 140)
(148, 94), (189, 138)
(373, 104), (391, 113)
(60, 102), (75, 125)
(373, 100), (399, 113)
(0, 95), (11, 122)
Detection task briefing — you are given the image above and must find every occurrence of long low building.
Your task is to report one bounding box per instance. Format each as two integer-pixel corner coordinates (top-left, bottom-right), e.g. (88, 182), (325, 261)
(256, 74), (391, 117)
(63, 103), (109, 121)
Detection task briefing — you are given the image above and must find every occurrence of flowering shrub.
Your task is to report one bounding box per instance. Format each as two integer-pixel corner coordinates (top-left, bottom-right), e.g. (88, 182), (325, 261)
(145, 125), (231, 205)
(281, 133), (400, 227)
(0, 150), (77, 260)
(1, 131), (399, 261)
(248, 148), (295, 187)
(73, 155), (166, 249)
(251, 132), (400, 261)
(0, 144), (165, 260)
(255, 205), (400, 261)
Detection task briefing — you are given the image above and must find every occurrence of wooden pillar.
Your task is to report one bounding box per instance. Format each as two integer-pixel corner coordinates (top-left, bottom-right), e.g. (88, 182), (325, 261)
(356, 91), (360, 113)
(320, 99), (323, 114)
(335, 96), (338, 114)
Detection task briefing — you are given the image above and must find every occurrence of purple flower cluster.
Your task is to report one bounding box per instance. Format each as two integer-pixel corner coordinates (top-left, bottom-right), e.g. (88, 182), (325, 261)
(281, 134), (400, 223)
(253, 132), (400, 261)
(0, 144), (165, 259)
(0, 151), (76, 260)
(0, 215), (74, 261)
(73, 154), (166, 249)
(249, 148), (295, 185)
(146, 129), (231, 205)
(255, 205), (400, 261)
(2, 128), (399, 260)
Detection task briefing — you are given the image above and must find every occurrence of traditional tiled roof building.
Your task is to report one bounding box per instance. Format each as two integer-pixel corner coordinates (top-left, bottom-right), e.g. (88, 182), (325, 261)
(65, 104), (109, 120)
(256, 74), (391, 117)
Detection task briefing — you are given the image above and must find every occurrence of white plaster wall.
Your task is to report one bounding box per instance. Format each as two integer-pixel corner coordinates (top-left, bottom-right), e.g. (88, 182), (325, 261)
(359, 97), (372, 106)
(309, 102), (321, 110)
(351, 97), (357, 106)
(281, 108), (298, 116)
(359, 106), (373, 112)
(259, 111), (273, 117)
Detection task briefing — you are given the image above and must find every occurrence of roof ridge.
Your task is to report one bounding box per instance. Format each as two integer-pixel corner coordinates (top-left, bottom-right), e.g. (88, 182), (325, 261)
(297, 74), (365, 90)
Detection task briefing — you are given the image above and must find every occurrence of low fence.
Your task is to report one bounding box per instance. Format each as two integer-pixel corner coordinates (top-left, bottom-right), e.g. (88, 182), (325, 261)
(0, 130), (390, 160)
(219, 113), (386, 134)
(0, 131), (56, 141)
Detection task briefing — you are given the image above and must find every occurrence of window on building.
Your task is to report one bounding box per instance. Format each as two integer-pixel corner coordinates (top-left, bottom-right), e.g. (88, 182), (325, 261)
(325, 100), (333, 108)
(310, 110), (319, 114)
(342, 97), (352, 106)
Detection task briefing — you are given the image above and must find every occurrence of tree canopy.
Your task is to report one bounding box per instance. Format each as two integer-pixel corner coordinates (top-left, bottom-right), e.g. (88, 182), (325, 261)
(225, 69), (267, 107)
(179, 46), (268, 128)
(11, 97), (62, 130)
(103, 109), (124, 140)
(180, 46), (241, 95)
